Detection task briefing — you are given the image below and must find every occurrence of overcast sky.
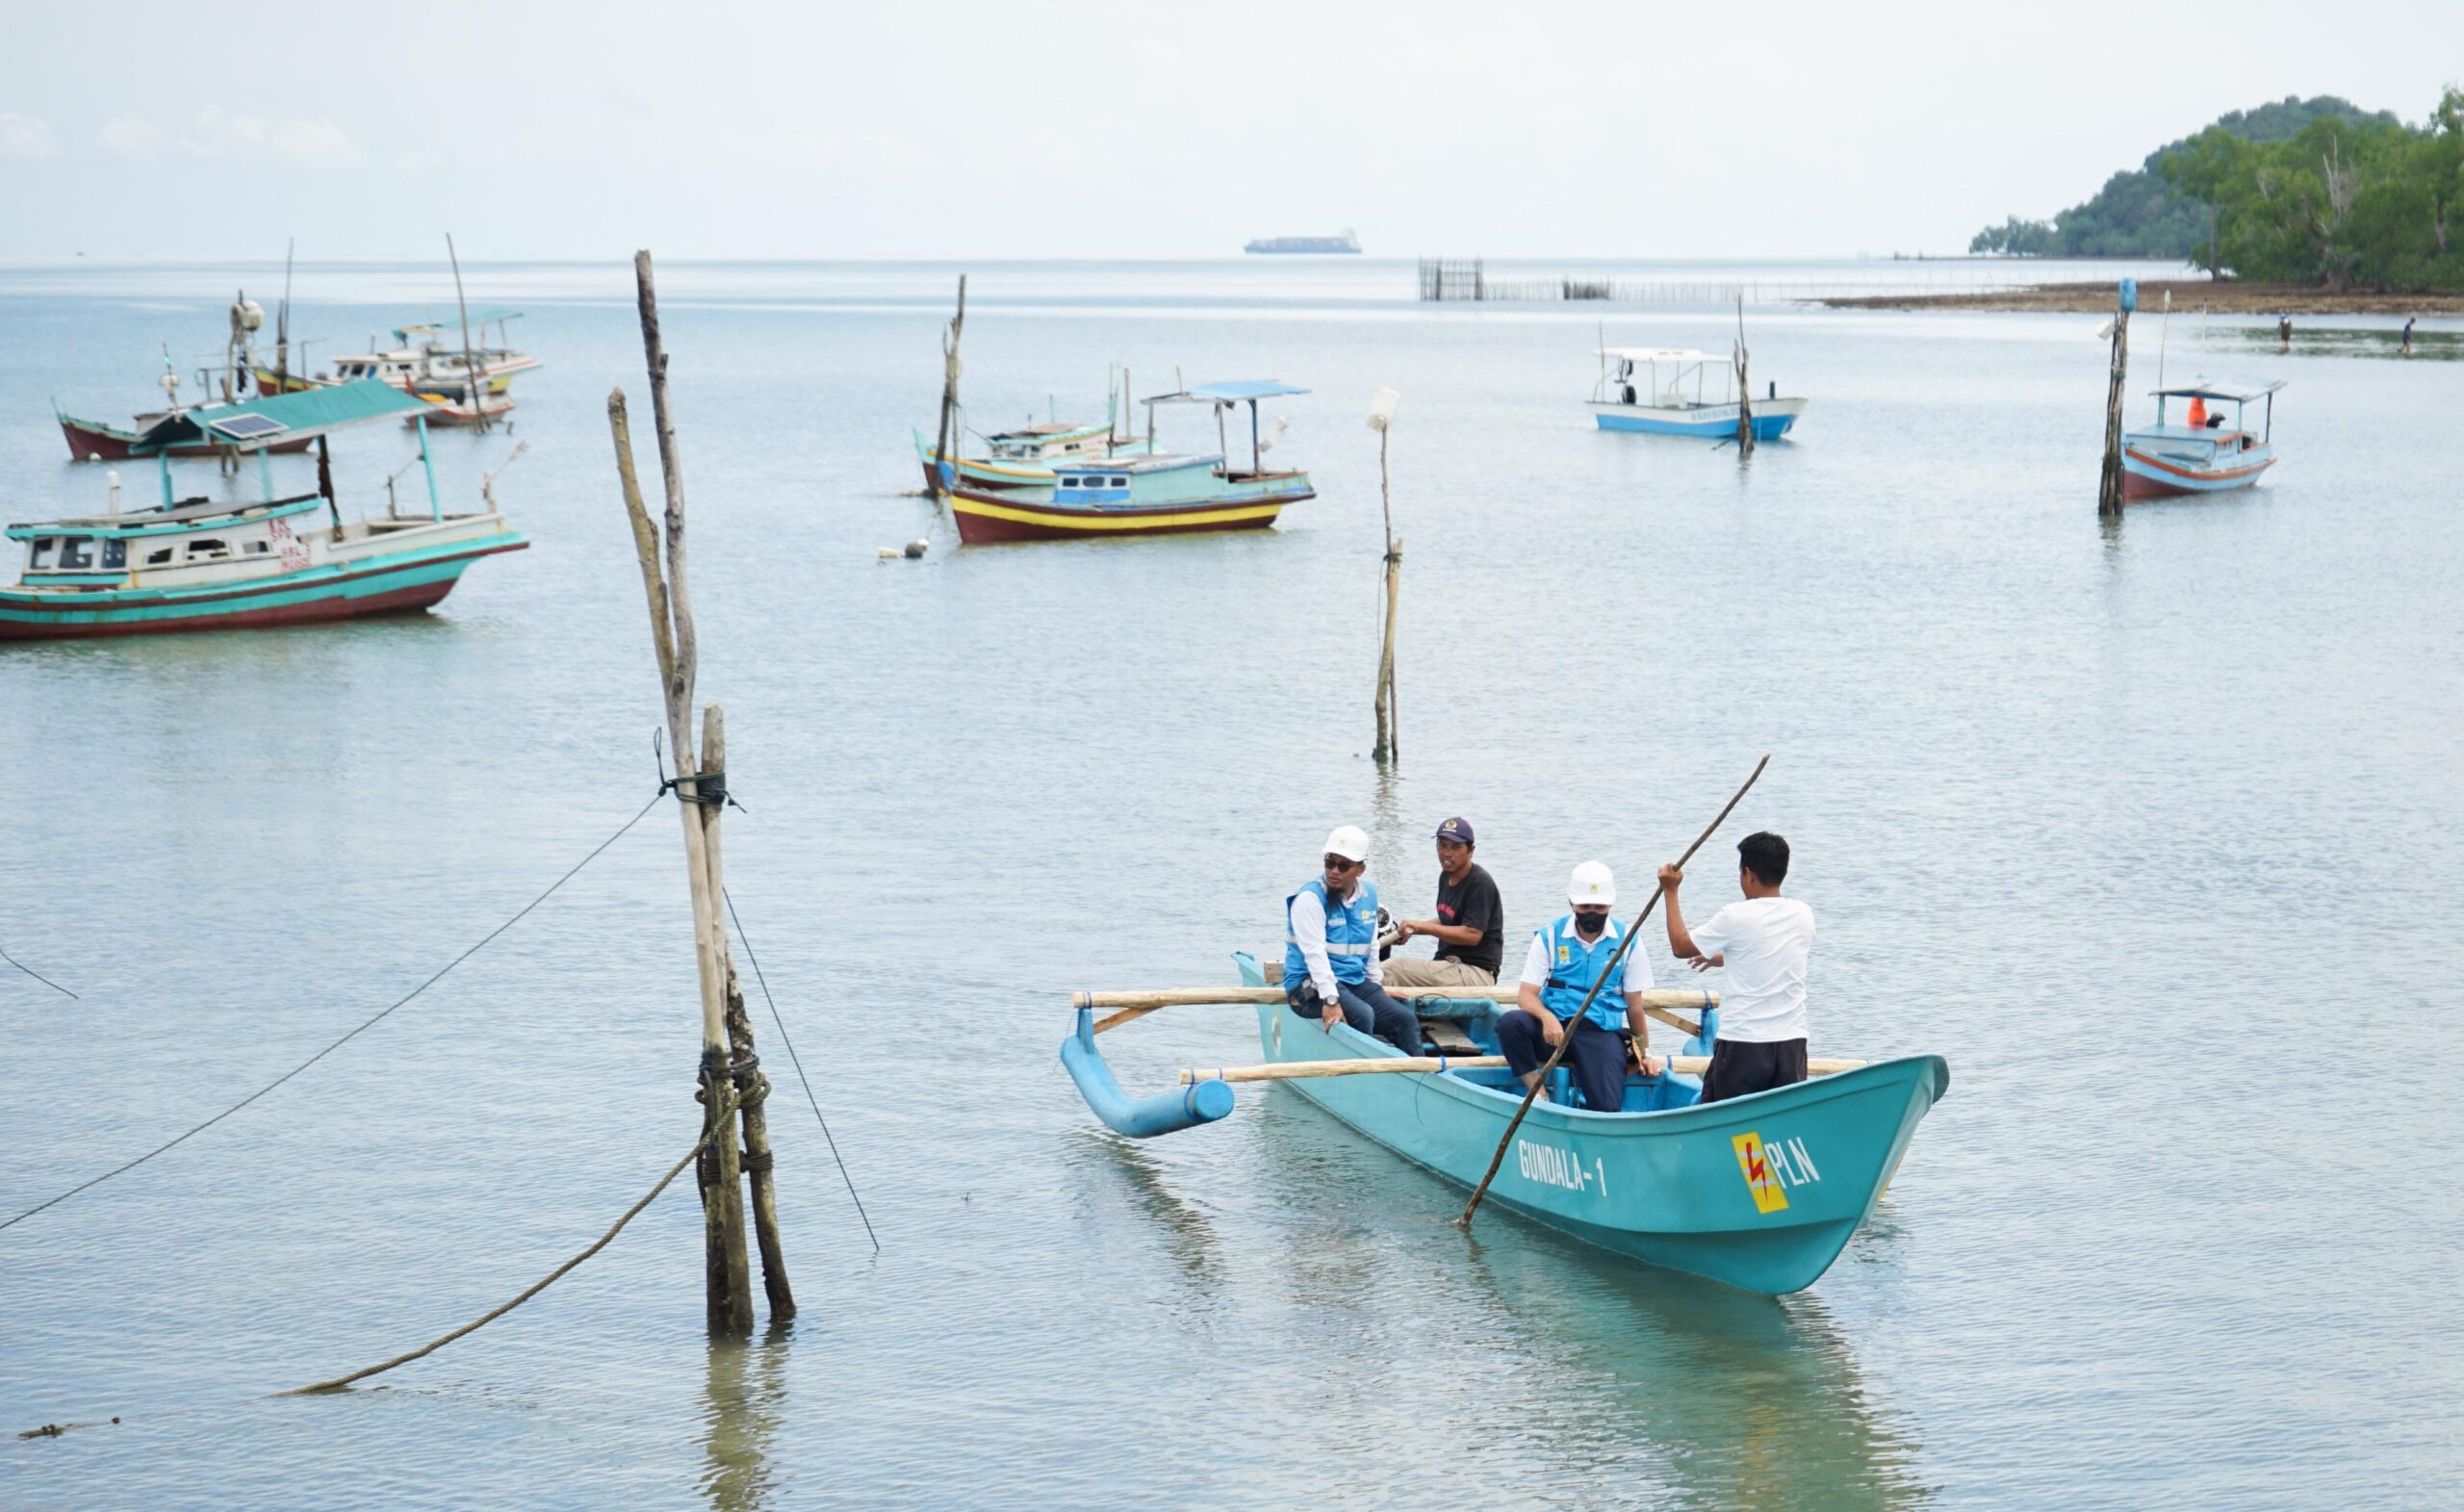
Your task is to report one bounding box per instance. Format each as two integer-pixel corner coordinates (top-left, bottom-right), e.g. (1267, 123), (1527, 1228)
(3, 1), (2456, 262)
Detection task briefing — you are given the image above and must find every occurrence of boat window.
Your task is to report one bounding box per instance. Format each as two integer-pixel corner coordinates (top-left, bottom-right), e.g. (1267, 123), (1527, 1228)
(187, 538), (230, 560)
(249, 540), (272, 553)
(58, 536), (93, 569)
(1060, 476), (1080, 488)
(1109, 476), (1128, 488)
(145, 547), (173, 565)
(101, 539), (127, 569)
(28, 537), (54, 569)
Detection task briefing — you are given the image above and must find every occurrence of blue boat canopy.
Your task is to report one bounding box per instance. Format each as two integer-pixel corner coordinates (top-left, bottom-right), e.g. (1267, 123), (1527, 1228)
(133, 380), (432, 454)
(2148, 377), (2286, 402)
(1147, 380), (1310, 404)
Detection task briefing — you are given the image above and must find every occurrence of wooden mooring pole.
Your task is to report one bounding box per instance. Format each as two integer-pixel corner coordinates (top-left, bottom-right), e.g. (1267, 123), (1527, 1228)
(2098, 278), (2137, 519)
(1733, 298), (1755, 456)
(608, 248), (777, 1333)
(1368, 389), (1403, 764)
(932, 275), (966, 506)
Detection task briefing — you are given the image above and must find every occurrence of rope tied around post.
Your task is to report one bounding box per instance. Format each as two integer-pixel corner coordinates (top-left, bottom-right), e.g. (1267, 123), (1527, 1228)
(652, 730), (744, 812)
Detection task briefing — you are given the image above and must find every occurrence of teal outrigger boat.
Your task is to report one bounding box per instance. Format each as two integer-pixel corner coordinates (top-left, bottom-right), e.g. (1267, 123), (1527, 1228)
(4, 381), (526, 639)
(1061, 956), (1947, 1295)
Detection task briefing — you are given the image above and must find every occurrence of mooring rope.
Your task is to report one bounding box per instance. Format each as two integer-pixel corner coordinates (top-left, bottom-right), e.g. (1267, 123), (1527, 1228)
(276, 1089), (738, 1397)
(0, 941), (79, 1000)
(722, 887), (880, 1253)
(0, 793), (665, 1236)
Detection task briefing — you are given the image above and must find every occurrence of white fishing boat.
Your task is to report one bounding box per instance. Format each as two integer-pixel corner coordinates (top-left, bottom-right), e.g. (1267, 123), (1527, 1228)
(1588, 348), (1808, 440)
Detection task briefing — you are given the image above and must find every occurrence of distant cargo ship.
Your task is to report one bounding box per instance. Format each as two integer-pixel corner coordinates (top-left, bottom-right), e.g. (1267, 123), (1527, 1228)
(1244, 229), (1361, 255)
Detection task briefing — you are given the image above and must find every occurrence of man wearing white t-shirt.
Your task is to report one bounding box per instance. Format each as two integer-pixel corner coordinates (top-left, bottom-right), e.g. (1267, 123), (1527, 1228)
(1656, 832), (1814, 1105)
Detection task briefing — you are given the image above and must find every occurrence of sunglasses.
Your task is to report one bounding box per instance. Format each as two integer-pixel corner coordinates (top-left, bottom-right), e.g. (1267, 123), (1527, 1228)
(1323, 854), (1366, 872)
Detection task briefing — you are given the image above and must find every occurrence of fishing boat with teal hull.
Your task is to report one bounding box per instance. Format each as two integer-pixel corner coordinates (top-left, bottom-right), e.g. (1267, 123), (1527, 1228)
(1060, 955), (1946, 1294)
(947, 380), (1314, 544)
(4, 381), (526, 640)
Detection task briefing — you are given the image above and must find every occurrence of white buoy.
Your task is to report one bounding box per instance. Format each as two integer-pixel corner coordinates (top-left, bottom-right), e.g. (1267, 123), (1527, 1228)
(876, 547), (902, 560)
(903, 539), (929, 559)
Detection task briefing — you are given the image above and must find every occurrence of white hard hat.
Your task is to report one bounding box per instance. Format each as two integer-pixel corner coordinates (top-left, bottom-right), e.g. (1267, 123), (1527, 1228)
(1323, 825), (1371, 862)
(1568, 860), (1616, 906)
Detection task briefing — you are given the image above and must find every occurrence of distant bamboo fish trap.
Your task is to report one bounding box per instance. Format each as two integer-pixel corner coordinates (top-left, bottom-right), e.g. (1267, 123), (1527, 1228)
(1415, 258), (2062, 306)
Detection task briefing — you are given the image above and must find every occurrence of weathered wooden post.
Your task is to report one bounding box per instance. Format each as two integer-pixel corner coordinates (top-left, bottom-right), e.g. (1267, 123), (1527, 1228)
(699, 704), (794, 1320)
(2098, 277), (2137, 519)
(608, 248), (759, 1333)
(1368, 388), (1402, 764)
(1732, 297), (1755, 457)
(931, 275), (966, 505)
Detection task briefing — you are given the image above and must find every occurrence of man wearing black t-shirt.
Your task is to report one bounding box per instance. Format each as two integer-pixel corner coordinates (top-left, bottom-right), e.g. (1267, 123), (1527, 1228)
(1383, 817), (1506, 988)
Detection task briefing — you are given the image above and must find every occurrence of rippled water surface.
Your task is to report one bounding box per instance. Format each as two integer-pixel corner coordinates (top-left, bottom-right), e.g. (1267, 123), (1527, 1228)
(2, 259), (2458, 1509)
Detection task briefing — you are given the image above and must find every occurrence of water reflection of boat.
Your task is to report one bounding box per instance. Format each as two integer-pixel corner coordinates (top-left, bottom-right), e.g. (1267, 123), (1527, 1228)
(1226, 1089), (1931, 1510)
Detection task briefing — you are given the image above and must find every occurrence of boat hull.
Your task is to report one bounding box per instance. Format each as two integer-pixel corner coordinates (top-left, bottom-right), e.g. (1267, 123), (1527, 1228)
(59, 415), (313, 462)
(947, 482), (1308, 544)
(0, 536), (526, 639)
(1590, 397), (1807, 440)
(1245, 999), (1944, 1295)
(2120, 444), (2275, 499)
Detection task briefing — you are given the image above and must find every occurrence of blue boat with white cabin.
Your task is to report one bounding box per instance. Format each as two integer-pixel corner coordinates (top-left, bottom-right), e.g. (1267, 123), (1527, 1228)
(1589, 347), (1808, 440)
(1060, 957), (1946, 1295)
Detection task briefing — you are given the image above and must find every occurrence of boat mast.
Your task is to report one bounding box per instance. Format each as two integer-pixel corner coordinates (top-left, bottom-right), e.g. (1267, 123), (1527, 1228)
(277, 237), (295, 391)
(446, 233), (489, 433)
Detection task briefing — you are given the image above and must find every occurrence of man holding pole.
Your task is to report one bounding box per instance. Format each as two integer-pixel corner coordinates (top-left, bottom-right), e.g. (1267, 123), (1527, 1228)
(1498, 862), (1662, 1111)
(1284, 826), (1425, 1056)
(1657, 832), (1814, 1104)
(1382, 816), (1504, 990)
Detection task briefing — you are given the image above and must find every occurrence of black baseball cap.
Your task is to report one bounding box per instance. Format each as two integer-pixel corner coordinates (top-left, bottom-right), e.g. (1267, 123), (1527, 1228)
(1433, 817), (1475, 845)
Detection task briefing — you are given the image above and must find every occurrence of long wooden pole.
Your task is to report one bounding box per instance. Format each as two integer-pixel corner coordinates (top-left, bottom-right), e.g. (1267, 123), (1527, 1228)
(1082, 986), (1711, 1041)
(2098, 281), (2135, 518)
(1372, 422), (1400, 764)
(933, 275), (966, 505)
(1733, 297), (1755, 456)
(1180, 1053), (1865, 1085)
(702, 705), (794, 1321)
(620, 248), (755, 1332)
(1458, 755), (1770, 1228)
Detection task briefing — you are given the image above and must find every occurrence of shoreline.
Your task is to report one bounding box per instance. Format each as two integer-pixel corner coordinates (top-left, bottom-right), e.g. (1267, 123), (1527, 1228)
(1822, 278), (2462, 316)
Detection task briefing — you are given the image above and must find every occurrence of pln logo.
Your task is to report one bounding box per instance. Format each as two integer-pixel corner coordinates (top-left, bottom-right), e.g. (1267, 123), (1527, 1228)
(1732, 1131), (1820, 1215)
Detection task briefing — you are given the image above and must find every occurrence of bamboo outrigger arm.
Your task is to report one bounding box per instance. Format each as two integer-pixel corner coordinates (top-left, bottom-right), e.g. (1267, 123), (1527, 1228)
(1177, 1054), (1867, 1086)
(1078, 986), (1715, 1039)
(1062, 986), (1722, 1140)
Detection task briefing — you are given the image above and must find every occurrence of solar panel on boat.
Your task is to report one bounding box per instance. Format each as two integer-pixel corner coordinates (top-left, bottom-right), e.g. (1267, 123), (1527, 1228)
(207, 414), (290, 440)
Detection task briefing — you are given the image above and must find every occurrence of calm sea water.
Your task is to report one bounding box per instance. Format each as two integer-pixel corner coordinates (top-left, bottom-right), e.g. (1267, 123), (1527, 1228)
(2, 259), (2457, 1510)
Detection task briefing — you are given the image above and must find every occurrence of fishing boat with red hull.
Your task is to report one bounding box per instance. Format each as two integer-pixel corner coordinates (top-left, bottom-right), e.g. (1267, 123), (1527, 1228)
(2121, 377), (2285, 500)
(946, 380), (1315, 545)
(56, 403), (316, 462)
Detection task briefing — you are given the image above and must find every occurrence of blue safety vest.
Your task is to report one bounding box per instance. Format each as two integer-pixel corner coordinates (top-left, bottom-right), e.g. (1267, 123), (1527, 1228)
(1538, 914), (1630, 1031)
(1285, 877), (1379, 989)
